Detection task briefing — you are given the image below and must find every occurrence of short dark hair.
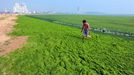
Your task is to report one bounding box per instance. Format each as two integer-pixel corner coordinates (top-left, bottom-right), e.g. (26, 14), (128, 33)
(83, 20), (86, 23)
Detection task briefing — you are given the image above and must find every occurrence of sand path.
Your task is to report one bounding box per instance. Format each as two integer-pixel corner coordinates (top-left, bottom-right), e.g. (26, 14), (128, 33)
(0, 14), (28, 56)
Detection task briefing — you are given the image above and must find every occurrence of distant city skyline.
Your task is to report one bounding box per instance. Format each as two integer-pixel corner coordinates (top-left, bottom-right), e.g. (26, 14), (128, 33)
(0, 0), (134, 14)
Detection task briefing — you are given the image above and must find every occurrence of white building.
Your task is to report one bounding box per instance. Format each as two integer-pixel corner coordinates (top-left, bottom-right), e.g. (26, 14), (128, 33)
(13, 3), (29, 14)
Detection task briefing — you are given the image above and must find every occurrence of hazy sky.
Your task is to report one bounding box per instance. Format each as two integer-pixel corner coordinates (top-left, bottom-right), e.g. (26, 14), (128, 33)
(0, 0), (134, 14)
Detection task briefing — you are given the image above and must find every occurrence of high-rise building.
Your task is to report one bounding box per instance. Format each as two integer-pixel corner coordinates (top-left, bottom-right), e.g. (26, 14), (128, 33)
(13, 3), (29, 14)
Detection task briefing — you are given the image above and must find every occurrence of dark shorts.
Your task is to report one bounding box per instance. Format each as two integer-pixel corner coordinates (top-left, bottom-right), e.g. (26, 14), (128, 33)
(83, 29), (89, 36)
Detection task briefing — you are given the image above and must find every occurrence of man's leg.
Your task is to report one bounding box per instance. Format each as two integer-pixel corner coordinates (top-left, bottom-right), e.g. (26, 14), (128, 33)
(85, 30), (88, 37)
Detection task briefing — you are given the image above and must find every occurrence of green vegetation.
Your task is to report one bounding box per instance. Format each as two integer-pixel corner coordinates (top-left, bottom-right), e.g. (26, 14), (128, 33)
(31, 15), (134, 33)
(0, 16), (134, 75)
